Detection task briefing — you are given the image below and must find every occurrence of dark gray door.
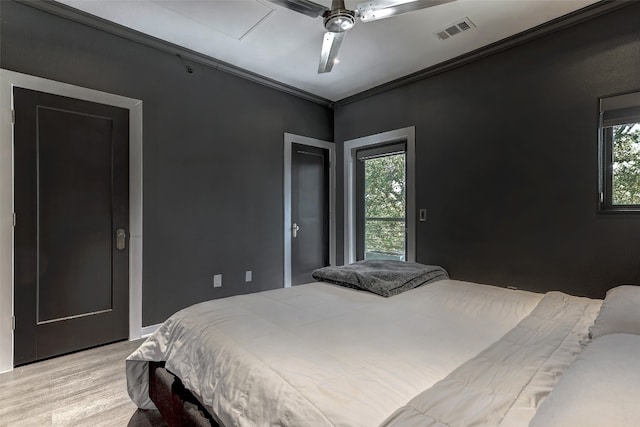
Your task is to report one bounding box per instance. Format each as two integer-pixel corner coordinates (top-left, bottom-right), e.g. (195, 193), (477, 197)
(14, 88), (129, 366)
(291, 143), (329, 285)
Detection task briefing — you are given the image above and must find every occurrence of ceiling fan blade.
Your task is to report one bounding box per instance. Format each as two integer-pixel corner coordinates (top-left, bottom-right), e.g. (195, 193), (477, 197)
(318, 32), (345, 74)
(356, 0), (456, 22)
(266, 0), (330, 18)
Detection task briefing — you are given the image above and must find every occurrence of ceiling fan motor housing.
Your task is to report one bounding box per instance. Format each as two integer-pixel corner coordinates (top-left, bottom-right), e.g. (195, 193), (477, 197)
(323, 9), (356, 32)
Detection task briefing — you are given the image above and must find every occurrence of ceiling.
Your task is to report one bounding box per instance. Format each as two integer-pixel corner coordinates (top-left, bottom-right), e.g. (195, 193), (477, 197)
(55, 0), (599, 101)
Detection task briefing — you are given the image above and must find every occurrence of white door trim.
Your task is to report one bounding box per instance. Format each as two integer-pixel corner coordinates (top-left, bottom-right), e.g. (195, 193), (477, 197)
(0, 69), (143, 373)
(284, 133), (335, 288)
(343, 126), (416, 265)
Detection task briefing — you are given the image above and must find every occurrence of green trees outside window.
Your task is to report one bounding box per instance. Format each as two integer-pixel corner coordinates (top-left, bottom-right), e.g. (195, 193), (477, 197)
(363, 153), (406, 260)
(612, 123), (640, 205)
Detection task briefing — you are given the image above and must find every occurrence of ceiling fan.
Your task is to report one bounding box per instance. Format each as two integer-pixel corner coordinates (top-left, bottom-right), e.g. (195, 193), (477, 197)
(267, 0), (456, 73)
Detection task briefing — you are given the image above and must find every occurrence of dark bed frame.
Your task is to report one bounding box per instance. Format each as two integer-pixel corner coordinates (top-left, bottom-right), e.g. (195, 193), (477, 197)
(148, 361), (221, 427)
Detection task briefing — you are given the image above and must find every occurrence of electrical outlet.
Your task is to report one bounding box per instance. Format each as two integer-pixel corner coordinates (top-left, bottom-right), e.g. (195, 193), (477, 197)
(213, 274), (222, 288)
(245, 270), (252, 282)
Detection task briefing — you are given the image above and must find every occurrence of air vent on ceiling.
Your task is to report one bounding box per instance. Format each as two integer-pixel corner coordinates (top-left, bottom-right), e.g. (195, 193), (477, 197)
(434, 17), (475, 41)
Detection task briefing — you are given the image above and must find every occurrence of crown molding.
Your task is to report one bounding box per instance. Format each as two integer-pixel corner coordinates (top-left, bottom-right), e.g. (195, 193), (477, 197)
(14, 0), (632, 109)
(335, 0), (632, 107)
(15, 0), (333, 107)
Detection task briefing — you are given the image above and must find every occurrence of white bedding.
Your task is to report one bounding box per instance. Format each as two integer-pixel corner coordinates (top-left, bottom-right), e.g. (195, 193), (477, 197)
(380, 291), (602, 427)
(126, 279), (542, 426)
(530, 333), (640, 427)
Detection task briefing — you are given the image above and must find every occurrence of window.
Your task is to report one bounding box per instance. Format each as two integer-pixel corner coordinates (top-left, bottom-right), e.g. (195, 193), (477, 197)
(343, 127), (415, 264)
(599, 91), (640, 212)
(356, 143), (406, 261)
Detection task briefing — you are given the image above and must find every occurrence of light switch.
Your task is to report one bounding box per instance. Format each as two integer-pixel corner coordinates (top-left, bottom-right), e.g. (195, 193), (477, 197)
(419, 209), (427, 222)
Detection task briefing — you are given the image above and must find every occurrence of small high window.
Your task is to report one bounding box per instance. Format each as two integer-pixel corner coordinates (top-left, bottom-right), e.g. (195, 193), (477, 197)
(599, 91), (640, 212)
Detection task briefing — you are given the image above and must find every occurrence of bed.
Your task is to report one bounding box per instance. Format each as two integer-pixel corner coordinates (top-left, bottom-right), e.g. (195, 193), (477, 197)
(126, 263), (640, 426)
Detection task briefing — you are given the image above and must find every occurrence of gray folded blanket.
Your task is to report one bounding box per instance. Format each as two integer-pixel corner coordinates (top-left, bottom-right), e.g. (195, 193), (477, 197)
(312, 260), (449, 297)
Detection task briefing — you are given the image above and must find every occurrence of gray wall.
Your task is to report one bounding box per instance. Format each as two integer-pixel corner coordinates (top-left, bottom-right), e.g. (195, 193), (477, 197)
(2, 0), (638, 326)
(0, 1), (333, 325)
(334, 4), (640, 298)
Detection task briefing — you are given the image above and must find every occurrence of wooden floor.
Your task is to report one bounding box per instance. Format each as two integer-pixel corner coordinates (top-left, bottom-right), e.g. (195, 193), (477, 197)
(0, 339), (168, 427)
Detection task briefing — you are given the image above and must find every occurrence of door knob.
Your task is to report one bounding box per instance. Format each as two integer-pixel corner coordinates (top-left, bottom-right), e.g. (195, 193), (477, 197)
(116, 228), (127, 250)
(292, 223), (300, 238)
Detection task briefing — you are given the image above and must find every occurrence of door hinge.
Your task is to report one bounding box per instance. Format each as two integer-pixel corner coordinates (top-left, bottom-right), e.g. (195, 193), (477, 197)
(599, 192), (604, 204)
(11, 110), (15, 124)
(12, 212), (16, 227)
(11, 316), (15, 331)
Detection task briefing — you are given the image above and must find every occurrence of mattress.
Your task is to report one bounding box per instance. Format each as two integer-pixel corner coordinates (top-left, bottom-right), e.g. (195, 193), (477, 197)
(127, 279), (544, 426)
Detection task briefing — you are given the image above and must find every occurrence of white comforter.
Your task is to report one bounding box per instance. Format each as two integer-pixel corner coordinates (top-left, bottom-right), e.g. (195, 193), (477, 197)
(529, 333), (640, 427)
(381, 291), (602, 426)
(127, 280), (542, 426)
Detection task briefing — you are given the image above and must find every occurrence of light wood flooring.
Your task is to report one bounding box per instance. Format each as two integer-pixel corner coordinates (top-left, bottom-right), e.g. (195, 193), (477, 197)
(0, 339), (168, 427)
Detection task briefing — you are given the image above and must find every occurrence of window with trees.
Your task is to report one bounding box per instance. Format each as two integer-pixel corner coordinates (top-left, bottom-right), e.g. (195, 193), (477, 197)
(599, 91), (640, 212)
(356, 143), (406, 261)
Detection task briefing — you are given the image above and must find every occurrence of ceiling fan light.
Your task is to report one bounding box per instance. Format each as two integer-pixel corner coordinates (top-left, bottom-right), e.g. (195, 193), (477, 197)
(324, 12), (355, 32)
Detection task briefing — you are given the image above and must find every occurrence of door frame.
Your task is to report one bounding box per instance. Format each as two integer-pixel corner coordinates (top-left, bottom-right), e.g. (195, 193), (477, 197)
(343, 126), (416, 265)
(283, 133), (335, 288)
(0, 69), (143, 373)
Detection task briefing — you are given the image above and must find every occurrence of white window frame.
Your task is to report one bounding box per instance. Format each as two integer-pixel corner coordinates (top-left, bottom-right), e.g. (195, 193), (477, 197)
(343, 127), (415, 265)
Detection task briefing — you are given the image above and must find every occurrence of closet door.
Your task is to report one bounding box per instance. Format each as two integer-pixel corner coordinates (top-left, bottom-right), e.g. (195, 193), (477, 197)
(14, 87), (129, 365)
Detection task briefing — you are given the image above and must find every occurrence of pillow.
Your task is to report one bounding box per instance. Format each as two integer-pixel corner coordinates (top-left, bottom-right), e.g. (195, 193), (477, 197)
(530, 333), (640, 427)
(589, 285), (640, 339)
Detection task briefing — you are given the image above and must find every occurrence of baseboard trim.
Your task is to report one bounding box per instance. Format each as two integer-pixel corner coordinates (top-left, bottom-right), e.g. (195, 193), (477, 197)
(140, 323), (162, 338)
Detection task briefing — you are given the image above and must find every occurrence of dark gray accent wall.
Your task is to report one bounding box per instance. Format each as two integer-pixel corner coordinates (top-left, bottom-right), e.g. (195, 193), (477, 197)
(334, 3), (640, 298)
(0, 1), (333, 325)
